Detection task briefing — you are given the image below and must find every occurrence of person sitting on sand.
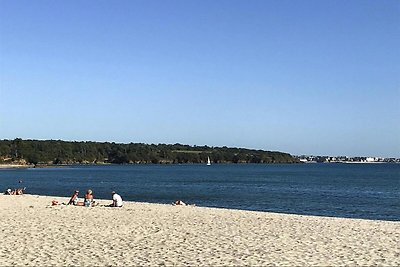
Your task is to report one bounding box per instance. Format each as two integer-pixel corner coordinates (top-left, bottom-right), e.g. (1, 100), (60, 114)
(110, 191), (123, 207)
(68, 190), (84, 206)
(84, 189), (95, 207)
(68, 190), (79, 205)
(5, 188), (13, 195)
(15, 187), (26, 195)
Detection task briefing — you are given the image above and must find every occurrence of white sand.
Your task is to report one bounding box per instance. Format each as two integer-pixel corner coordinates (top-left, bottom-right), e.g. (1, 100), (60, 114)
(0, 194), (399, 266)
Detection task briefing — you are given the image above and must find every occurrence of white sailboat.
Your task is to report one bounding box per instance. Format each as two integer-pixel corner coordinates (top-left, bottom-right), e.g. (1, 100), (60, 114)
(207, 156), (211, 166)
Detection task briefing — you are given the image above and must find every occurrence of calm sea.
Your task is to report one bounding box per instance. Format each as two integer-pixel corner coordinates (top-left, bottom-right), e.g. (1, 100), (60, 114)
(1, 164), (399, 221)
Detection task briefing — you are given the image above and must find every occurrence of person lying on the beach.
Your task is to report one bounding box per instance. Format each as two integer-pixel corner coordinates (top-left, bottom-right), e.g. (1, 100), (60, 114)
(109, 191), (123, 207)
(174, 200), (187, 206)
(172, 200), (196, 206)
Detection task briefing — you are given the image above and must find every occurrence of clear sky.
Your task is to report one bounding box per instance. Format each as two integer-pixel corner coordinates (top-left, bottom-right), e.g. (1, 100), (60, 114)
(0, 0), (399, 157)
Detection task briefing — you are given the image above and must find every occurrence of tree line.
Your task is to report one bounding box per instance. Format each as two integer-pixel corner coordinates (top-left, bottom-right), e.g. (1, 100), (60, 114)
(0, 138), (298, 165)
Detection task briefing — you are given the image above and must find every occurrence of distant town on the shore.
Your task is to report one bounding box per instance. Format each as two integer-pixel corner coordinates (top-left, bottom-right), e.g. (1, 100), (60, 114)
(296, 155), (400, 164)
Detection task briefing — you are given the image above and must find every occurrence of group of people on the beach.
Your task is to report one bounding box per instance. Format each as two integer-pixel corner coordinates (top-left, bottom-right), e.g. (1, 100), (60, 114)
(64, 188), (192, 207)
(63, 189), (123, 207)
(4, 179), (26, 195)
(4, 180), (190, 208)
(64, 191), (189, 207)
(4, 187), (26, 195)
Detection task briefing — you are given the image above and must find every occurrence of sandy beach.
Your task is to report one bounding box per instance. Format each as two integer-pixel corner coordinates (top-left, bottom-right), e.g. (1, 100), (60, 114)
(0, 194), (399, 266)
(0, 164), (31, 169)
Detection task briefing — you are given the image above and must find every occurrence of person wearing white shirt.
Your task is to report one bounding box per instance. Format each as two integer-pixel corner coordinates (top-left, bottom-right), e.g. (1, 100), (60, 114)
(111, 191), (123, 207)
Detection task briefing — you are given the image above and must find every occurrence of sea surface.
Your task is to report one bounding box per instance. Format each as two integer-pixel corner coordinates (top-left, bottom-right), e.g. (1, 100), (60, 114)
(1, 164), (399, 221)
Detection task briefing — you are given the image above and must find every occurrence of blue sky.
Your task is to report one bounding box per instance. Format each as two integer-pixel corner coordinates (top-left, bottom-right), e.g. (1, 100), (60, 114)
(0, 0), (399, 157)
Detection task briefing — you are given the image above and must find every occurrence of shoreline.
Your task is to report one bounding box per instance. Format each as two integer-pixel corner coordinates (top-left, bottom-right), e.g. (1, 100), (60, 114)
(1, 194), (399, 266)
(6, 192), (400, 223)
(0, 162), (398, 169)
(0, 164), (33, 169)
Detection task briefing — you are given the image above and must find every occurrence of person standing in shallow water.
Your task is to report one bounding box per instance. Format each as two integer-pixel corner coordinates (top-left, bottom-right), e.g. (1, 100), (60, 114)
(110, 191), (123, 207)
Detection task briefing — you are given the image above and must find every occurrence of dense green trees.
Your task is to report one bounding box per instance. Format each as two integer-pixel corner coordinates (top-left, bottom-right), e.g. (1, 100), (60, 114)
(0, 139), (298, 165)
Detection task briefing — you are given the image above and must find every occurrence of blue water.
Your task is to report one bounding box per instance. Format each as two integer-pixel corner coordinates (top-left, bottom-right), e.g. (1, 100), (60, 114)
(1, 164), (399, 221)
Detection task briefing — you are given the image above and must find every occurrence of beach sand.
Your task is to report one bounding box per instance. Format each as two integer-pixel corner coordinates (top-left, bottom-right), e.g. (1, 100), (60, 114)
(0, 194), (399, 266)
(0, 164), (30, 169)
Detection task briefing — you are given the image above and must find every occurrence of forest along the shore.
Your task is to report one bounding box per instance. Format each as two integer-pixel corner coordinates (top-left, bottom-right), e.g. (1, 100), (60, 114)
(0, 139), (298, 166)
